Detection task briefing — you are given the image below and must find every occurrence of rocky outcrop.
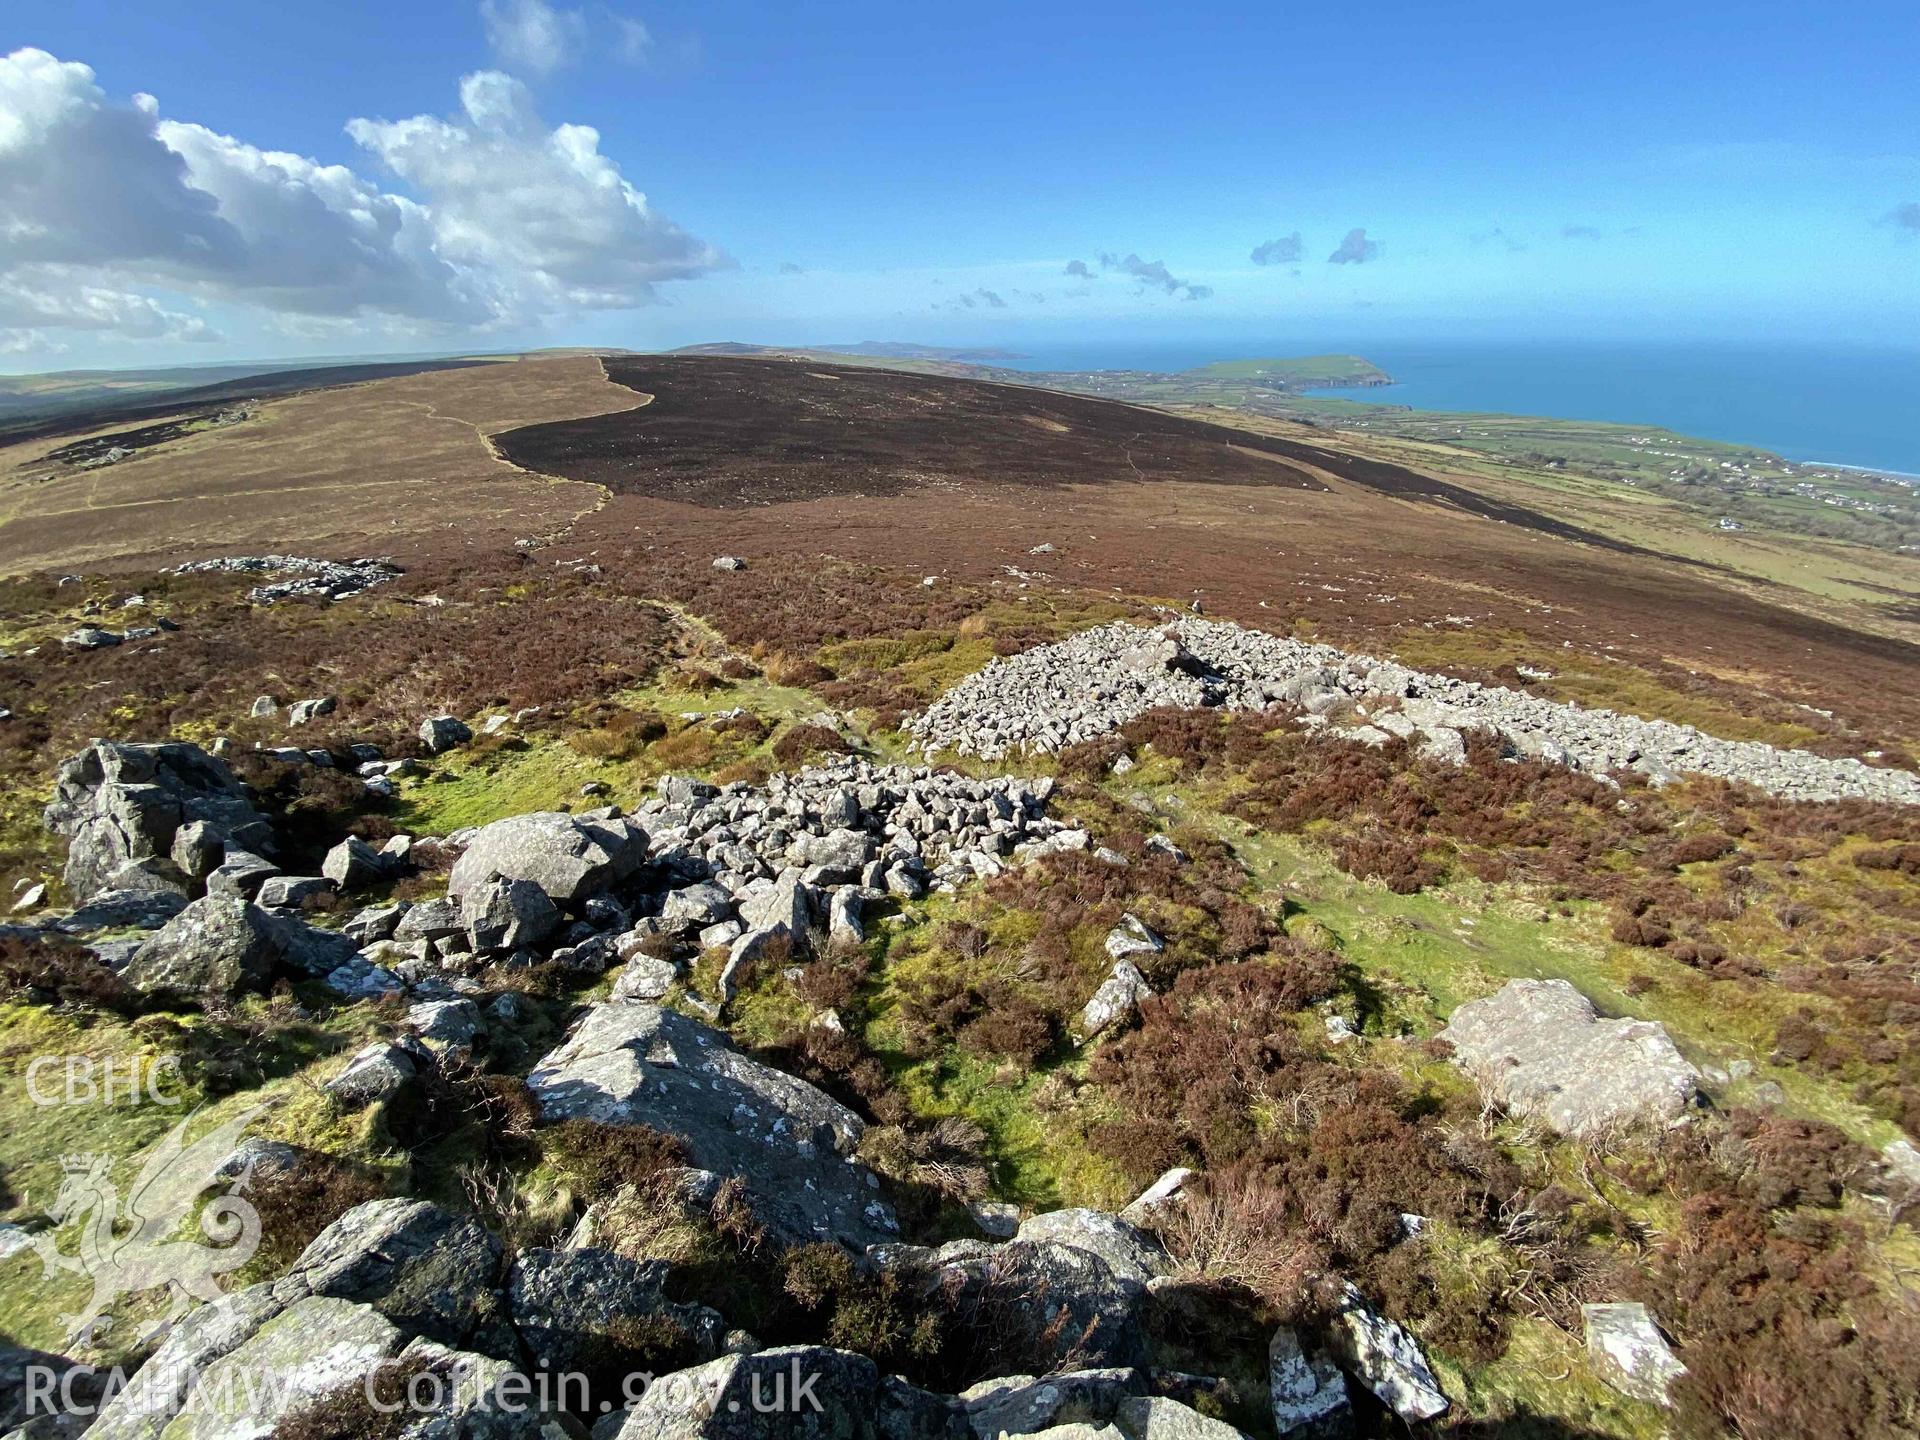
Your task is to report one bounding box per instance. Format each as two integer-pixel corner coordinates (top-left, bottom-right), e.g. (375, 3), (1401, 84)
(44, 741), (273, 904)
(528, 1003), (897, 1247)
(279, 1198), (507, 1350)
(121, 895), (354, 1003)
(507, 1246), (726, 1376)
(907, 618), (1920, 806)
(1438, 980), (1700, 1137)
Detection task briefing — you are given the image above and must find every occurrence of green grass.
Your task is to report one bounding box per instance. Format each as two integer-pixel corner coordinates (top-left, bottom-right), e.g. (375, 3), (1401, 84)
(1179, 354), (1391, 387)
(0, 997), (397, 1356)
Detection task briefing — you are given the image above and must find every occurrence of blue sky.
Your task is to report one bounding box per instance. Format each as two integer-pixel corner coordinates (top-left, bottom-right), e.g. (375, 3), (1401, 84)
(2, 0), (1917, 369)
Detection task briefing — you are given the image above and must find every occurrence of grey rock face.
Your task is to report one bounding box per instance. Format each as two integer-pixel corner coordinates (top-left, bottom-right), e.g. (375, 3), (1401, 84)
(1103, 914), (1163, 963)
(123, 896), (353, 1002)
(528, 1003), (896, 1247)
(907, 617), (1920, 806)
(612, 1346), (950, 1440)
(1267, 1326), (1350, 1438)
(611, 955), (678, 1001)
(507, 1246), (725, 1377)
(282, 1198), (505, 1349)
(960, 1369), (1146, 1438)
(82, 1284), (287, 1440)
(1438, 979), (1701, 1137)
(203, 851), (279, 901)
(325, 1042), (418, 1108)
(418, 714), (474, 754)
(321, 835), (388, 890)
(44, 740), (269, 904)
(1324, 1282), (1447, 1422)
(464, 875), (563, 953)
(409, 998), (486, 1057)
(1582, 1302), (1686, 1406)
(255, 874), (335, 909)
(155, 1295), (401, 1440)
(448, 811), (647, 908)
(1078, 960), (1152, 1040)
(1013, 1210), (1170, 1286)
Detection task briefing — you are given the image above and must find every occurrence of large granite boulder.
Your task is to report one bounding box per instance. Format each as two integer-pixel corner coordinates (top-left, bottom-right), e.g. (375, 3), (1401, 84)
(506, 1247), (726, 1378)
(448, 811), (647, 909)
(527, 1003), (897, 1247)
(276, 1198), (507, 1350)
(122, 896), (354, 1003)
(1437, 980), (1700, 1137)
(464, 875), (563, 953)
(44, 741), (271, 904)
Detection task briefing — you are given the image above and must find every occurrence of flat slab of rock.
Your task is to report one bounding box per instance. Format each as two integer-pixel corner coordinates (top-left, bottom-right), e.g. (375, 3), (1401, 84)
(1326, 1282), (1447, 1423)
(527, 1002), (897, 1247)
(1583, 1301), (1687, 1405)
(156, 1295), (400, 1439)
(1438, 979), (1700, 1137)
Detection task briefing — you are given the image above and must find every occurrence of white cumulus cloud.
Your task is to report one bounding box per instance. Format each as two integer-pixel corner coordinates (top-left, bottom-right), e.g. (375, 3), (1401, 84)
(480, 0), (589, 76)
(0, 47), (725, 355)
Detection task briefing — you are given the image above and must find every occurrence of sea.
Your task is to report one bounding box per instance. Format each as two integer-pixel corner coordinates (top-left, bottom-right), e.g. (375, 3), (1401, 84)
(990, 340), (1920, 478)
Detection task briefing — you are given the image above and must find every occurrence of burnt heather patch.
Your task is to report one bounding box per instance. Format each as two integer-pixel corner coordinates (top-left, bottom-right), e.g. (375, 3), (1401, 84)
(496, 355), (1640, 550)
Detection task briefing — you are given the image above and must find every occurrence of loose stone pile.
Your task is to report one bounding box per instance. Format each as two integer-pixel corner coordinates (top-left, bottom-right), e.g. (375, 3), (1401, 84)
(168, 554), (400, 603)
(908, 617), (1920, 806)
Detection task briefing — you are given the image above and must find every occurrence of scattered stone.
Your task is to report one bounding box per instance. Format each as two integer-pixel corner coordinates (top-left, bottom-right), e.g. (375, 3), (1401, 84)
(255, 874), (335, 909)
(1104, 913), (1163, 962)
(61, 627), (121, 649)
(419, 714), (473, 754)
(464, 875), (563, 953)
(907, 617), (1920, 806)
(612, 954), (678, 1001)
(325, 1043), (417, 1108)
(1583, 1302), (1686, 1406)
(1438, 979), (1701, 1137)
(320, 835), (388, 890)
(1325, 1282), (1447, 1422)
(448, 811), (647, 908)
(170, 554), (400, 604)
(123, 896), (353, 1003)
(1079, 959), (1152, 1039)
(288, 696), (337, 726)
(1267, 1326), (1351, 1438)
